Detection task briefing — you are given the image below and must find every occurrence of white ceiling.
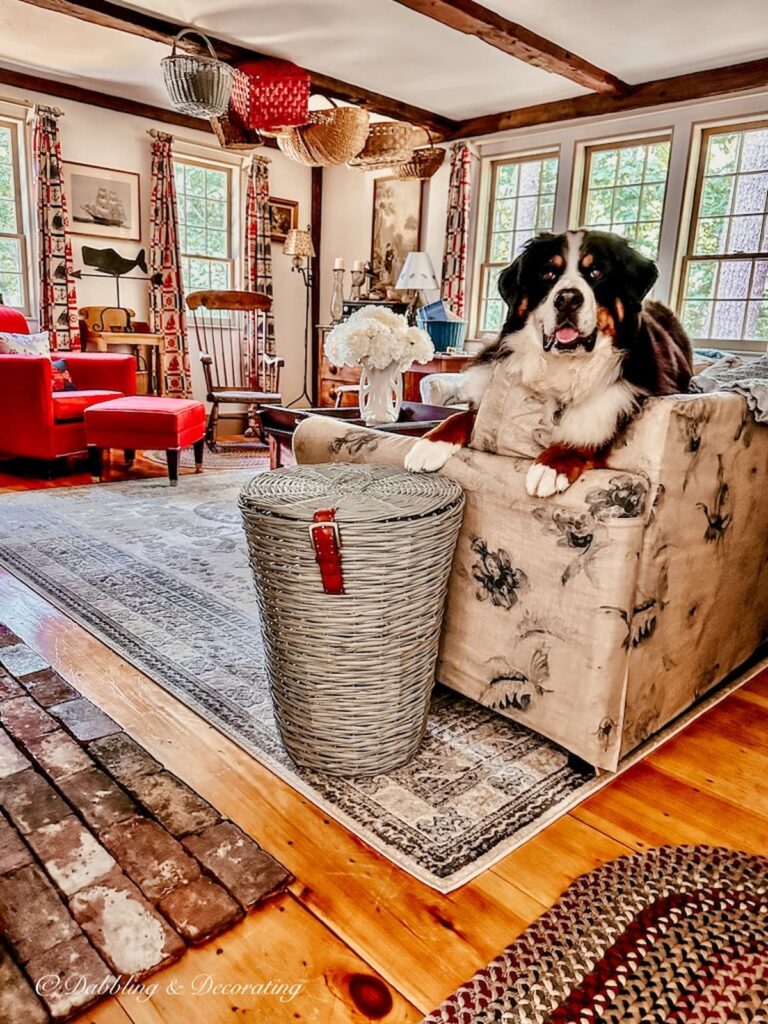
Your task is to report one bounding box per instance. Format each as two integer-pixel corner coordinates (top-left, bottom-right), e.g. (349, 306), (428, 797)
(0, 0), (766, 121)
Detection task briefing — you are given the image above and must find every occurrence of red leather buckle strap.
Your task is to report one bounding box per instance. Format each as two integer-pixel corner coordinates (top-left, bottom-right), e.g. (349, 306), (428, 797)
(309, 508), (344, 595)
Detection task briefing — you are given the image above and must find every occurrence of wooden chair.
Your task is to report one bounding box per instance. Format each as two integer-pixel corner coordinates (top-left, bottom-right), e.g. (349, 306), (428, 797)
(186, 290), (283, 450)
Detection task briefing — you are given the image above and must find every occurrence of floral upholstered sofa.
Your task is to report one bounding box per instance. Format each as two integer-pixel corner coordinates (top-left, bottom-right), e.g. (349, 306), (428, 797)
(293, 381), (768, 771)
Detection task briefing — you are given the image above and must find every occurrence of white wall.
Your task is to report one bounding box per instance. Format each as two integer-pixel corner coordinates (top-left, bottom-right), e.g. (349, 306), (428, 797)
(0, 83), (312, 406)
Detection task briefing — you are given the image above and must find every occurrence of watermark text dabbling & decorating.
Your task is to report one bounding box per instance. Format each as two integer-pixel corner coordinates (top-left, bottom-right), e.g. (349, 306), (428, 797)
(35, 973), (306, 1004)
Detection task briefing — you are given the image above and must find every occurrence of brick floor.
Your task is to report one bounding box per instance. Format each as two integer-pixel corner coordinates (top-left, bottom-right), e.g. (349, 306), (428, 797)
(0, 944), (48, 1024)
(0, 730), (30, 778)
(27, 816), (117, 896)
(183, 821), (294, 909)
(0, 864), (80, 962)
(0, 628), (293, 1022)
(0, 769), (71, 834)
(100, 817), (200, 900)
(128, 770), (220, 836)
(58, 766), (136, 831)
(71, 873), (185, 978)
(48, 698), (120, 743)
(0, 697), (58, 742)
(25, 934), (115, 1022)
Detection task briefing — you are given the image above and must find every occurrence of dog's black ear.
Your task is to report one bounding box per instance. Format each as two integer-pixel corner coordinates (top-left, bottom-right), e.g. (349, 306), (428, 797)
(622, 243), (658, 305)
(497, 254), (526, 336)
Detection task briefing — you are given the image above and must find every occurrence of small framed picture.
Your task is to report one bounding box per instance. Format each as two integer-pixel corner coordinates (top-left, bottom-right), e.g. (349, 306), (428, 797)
(64, 162), (141, 241)
(269, 197), (299, 243)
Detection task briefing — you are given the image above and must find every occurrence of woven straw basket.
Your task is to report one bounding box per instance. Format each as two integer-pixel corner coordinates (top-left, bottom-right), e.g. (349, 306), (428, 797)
(277, 107), (370, 166)
(239, 463), (464, 776)
(392, 145), (445, 180)
(161, 29), (234, 118)
(348, 121), (416, 169)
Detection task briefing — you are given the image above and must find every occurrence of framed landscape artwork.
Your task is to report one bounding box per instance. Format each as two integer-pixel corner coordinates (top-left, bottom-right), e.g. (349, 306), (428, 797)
(63, 162), (141, 240)
(371, 176), (422, 288)
(269, 197), (299, 242)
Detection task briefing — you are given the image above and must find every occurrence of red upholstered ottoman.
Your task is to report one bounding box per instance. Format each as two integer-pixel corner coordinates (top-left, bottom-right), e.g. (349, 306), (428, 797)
(85, 396), (206, 486)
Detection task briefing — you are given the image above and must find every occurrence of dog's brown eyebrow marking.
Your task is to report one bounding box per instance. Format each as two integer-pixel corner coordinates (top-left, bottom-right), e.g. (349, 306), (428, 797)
(550, 254), (565, 268)
(581, 253), (594, 267)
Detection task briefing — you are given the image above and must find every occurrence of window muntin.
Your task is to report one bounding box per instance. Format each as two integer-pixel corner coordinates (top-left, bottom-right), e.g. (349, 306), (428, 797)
(477, 153), (558, 336)
(173, 159), (233, 296)
(579, 136), (671, 260)
(0, 120), (28, 313)
(680, 123), (768, 347)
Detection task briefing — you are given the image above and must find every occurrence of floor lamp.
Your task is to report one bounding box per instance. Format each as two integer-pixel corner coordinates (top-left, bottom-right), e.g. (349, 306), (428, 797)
(283, 225), (315, 407)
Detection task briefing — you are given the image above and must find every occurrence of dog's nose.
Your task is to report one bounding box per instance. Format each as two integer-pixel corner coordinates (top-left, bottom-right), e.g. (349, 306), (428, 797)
(554, 288), (584, 313)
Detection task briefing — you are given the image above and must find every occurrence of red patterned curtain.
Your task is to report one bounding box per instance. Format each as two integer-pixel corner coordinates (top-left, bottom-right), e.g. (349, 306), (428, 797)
(149, 131), (190, 398)
(32, 106), (79, 351)
(244, 154), (276, 357)
(441, 143), (473, 319)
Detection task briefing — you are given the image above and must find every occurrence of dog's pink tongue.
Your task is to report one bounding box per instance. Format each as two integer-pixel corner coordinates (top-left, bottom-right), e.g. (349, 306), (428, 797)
(555, 326), (579, 344)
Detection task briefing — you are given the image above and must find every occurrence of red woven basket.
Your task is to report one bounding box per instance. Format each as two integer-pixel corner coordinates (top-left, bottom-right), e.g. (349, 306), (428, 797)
(231, 59), (310, 133)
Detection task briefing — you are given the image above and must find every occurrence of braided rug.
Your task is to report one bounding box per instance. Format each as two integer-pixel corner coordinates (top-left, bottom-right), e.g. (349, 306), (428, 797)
(422, 845), (768, 1023)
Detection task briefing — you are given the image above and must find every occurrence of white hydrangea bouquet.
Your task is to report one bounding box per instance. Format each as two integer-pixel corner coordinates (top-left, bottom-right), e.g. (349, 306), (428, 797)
(325, 306), (434, 425)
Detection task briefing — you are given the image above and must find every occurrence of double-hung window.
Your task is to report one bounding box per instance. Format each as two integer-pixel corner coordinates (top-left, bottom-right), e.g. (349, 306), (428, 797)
(477, 152), (559, 336)
(579, 136), (671, 260)
(679, 122), (768, 350)
(0, 119), (29, 313)
(173, 158), (233, 295)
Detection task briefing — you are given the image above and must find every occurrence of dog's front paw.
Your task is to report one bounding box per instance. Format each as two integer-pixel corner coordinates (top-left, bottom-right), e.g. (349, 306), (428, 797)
(526, 461), (571, 498)
(405, 439), (460, 473)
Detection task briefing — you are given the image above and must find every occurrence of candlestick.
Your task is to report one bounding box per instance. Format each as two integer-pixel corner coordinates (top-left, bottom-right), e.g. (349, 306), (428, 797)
(330, 267), (346, 323)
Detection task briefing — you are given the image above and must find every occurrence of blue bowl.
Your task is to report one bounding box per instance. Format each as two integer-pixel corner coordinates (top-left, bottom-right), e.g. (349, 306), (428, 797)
(417, 317), (468, 353)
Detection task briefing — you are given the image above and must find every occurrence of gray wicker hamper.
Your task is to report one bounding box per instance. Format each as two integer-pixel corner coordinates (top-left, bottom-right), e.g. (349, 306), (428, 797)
(239, 463), (464, 776)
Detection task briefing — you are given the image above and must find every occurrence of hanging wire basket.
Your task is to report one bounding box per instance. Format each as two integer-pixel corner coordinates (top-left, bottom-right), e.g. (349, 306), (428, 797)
(161, 29), (235, 118)
(348, 121), (416, 170)
(277, 105), (370, 167)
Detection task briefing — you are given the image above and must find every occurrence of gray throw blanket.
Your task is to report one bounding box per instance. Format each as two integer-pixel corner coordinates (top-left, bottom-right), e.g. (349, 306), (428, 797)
(690, 353), (768, 423)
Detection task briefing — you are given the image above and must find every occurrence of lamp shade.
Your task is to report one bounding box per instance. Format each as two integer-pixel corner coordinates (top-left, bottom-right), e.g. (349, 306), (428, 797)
(396, 251), (440, 291)
(283, 226), (316, 258)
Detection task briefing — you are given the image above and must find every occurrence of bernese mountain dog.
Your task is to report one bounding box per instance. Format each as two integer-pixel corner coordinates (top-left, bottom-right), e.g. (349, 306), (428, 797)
(406, 229), (693, 496)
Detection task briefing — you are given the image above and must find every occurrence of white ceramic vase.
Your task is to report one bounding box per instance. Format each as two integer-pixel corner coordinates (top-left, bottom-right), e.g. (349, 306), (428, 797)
(359, 358), (403, 426)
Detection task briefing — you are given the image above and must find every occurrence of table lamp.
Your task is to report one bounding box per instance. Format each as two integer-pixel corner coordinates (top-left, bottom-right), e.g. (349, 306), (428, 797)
(396, 251), (440, 324)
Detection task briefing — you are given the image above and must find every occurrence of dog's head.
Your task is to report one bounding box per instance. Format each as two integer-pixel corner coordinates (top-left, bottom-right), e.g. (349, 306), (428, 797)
(498, 229), (658, 354)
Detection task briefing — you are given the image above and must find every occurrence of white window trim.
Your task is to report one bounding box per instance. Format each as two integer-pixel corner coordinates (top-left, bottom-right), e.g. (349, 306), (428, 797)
(0, 102), (34, 317)
(172, 139), (244, 291)
(470, 145), (559, 343)
(671, 112), (768, 349)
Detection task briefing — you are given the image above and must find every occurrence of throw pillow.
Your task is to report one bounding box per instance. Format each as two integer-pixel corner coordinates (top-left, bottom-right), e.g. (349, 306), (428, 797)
(0, 330), (50, 356)
(51, 358), (77, 392)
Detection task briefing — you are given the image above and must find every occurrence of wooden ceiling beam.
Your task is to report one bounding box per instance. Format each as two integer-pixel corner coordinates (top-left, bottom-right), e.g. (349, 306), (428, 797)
(455, 57), (768, 139)
(391, 0), (627, 94)
(16, 0), (458, 137)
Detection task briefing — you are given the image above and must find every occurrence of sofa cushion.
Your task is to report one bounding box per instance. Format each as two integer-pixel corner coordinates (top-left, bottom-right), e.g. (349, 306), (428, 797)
(52, 390), (123, 423)
(51, 358), (77, 393)
(0, 330), (50, 356)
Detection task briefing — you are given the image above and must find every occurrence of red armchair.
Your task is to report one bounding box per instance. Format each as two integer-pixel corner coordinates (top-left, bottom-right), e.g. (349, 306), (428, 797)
(0, 308), (136, 463)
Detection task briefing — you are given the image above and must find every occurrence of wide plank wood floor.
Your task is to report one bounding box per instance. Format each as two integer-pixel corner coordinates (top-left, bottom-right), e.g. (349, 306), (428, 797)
(0, 456), (766, 1023)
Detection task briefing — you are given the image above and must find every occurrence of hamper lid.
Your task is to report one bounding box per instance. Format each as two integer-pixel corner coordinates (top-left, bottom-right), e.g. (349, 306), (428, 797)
(239, 463), (463, 524)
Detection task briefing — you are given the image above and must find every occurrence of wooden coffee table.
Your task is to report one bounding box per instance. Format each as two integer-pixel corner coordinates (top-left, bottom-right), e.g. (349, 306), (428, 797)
(258, 402), (455, 470)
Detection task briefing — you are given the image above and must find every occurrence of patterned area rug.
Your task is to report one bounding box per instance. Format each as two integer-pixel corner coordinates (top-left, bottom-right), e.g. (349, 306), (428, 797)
(143, 447), (270, 471)
(421, 845), (768, 1022)
(0, 474), (757, 892)
(0, 624), (291, 1023)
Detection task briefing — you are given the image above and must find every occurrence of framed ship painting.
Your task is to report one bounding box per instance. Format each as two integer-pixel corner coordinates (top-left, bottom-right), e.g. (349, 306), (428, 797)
(371, 176), (422, 289)
(64, 163), (141, 240)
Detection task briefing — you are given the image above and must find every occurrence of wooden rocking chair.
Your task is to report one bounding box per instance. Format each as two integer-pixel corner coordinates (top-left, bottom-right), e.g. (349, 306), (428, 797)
(186, 290), (283, 450)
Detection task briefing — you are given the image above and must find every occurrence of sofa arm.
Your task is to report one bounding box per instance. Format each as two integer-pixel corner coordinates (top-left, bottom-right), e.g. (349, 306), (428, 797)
(0, 354), (54, 427)
(63, 352), (136, 395)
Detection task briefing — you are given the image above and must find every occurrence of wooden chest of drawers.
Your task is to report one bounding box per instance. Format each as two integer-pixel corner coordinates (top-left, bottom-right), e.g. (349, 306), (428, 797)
(316, 325), (471, 407)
